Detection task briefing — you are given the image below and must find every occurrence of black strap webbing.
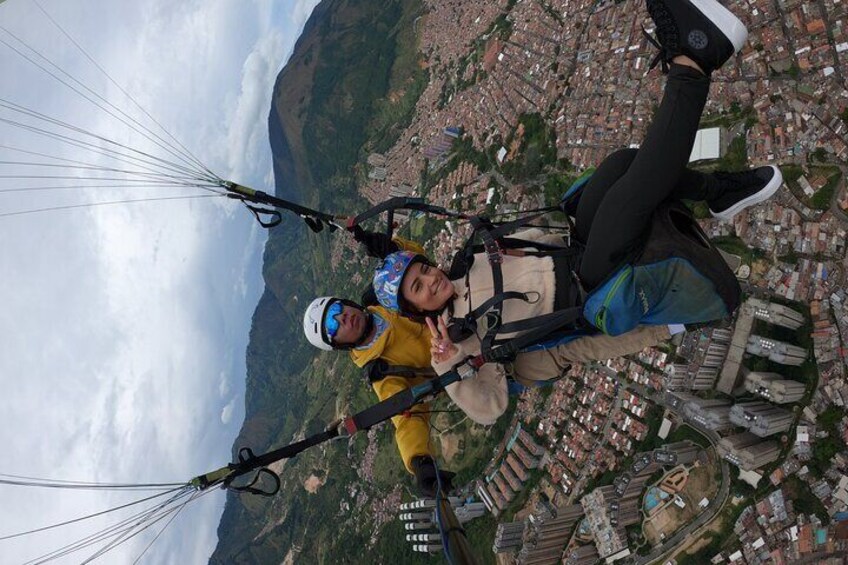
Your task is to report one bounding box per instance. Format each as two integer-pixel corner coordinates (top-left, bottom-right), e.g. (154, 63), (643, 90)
(480, 306), (586, 364)
(205, 371), (462, 491)
(364, 359), (436, 383)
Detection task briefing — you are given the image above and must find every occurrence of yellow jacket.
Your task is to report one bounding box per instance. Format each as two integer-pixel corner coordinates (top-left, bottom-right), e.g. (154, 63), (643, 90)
(348, 304), (434, 474)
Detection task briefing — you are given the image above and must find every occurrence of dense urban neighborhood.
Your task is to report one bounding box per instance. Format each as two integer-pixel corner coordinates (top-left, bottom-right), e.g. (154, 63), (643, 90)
(334, 0), (848, 562)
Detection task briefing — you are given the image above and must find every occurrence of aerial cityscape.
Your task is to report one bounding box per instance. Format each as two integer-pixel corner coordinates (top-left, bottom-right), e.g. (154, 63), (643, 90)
(336, 0), (848, 562)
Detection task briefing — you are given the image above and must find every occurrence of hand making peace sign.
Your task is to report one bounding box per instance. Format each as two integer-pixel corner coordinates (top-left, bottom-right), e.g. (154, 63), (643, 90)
(426, 316), (458, 364)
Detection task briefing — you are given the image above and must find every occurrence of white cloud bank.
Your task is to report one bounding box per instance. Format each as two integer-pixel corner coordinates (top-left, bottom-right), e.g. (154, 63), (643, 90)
(0, 0), (318, 563)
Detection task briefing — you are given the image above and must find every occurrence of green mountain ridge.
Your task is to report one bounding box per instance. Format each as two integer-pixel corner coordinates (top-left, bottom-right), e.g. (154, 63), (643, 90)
(211, 1), (433, 562)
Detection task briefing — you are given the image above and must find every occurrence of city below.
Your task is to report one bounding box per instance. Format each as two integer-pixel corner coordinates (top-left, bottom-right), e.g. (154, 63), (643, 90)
(330, 0), (848, 563)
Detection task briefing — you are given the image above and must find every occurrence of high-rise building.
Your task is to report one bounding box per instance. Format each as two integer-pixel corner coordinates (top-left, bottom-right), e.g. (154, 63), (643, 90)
(513, 442), (541, 470)
(682, 397), (734, 431)
(665, 364), (718, 391)
(718, 303), (756, 394)
(704, 343), (729, 367)
(501, 463), (523, 491)
(494, 521), (525, 553)
(484, 482), (507, 513)
(565, 544), (600, 565)
(748, 297), (804, 329)
(718, 432), (781, 471)
(744, 372), (806, 404)
(655, 441), (700, 466)
(516, 504), (583, 565)
(507, 453), (530, 482)
(493, 473), (515, 500)
(517, 427), (546, 457)
(712, 328), (733, 343)
(692, 366), (719, 390)
(664, 364), (690, 391)
(746, 335), (807, 366)
(730, 401), (794, 437)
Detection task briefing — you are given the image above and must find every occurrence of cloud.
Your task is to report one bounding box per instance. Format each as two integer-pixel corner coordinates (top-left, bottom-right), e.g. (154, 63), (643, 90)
(225, 30), (287, 182)
(221, 396), (238, 425)
(219, 371), (233, 397)
(0, 0), (319, 562)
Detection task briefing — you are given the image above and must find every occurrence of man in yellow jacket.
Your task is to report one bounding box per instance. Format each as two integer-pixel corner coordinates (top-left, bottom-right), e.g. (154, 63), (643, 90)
(302, 235), (454, 496)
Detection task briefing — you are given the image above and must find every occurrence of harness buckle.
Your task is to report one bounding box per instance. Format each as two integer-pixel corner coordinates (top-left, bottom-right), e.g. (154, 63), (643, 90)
(484, 239), (503, 264)
(456, 362), (478, 381)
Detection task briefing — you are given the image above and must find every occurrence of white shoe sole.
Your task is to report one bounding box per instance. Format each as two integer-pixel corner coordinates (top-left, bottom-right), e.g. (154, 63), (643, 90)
(690, 0), (749, 53)
(711, 165), (783, 222)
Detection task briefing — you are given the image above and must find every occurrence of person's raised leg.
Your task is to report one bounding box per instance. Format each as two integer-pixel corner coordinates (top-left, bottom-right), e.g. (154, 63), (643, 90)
(578, 63), (710, 288)
(575, 148), (714, 242)
(578, 0), (749, 289)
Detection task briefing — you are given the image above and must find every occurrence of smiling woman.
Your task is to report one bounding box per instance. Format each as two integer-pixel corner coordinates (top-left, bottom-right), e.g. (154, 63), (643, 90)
(0, 0), (317, 563)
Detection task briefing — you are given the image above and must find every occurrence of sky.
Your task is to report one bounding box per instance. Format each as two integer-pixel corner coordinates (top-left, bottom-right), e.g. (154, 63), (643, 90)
(0, 0), (319, 562)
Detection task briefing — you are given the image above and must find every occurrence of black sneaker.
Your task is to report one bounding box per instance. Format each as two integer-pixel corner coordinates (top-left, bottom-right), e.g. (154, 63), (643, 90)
(645, 0), (748, 74)
(707, 165), (783, 221)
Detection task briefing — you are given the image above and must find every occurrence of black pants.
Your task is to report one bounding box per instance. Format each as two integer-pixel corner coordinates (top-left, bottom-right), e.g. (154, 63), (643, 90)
(576, 64), (713, 290)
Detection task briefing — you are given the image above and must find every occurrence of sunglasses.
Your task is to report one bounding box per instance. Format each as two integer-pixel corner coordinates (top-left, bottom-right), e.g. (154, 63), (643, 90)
(324, 301), (344, 340)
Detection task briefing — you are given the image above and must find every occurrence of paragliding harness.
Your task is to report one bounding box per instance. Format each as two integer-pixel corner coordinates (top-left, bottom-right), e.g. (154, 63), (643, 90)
(440, 173), (597, 368)
(361, 357), (535, 397)
(435, 173), (741, 371)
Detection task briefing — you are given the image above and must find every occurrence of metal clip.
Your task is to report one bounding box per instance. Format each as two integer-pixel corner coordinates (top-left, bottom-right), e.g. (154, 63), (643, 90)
(457, 363), (477, 381)
(484, 240), (503, 264)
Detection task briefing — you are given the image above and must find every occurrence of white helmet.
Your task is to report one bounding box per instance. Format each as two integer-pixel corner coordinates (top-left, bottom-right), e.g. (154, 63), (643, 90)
(303, 296), (336, 351)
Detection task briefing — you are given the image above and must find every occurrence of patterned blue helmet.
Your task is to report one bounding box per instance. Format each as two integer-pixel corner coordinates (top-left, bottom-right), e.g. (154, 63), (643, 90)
(373, 250), (422, 312)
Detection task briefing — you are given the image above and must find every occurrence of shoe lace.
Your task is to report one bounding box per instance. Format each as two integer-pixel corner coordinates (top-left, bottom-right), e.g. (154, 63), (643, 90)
(643, 27), (670, 73)
(642, 0), (679, 75)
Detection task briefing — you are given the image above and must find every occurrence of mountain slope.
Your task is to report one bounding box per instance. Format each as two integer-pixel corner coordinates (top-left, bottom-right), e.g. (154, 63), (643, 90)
(210, 1), (428, 562)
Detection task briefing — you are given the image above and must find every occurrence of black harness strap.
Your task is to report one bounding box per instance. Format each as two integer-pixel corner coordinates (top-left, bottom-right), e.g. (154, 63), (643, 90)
(492, 307), (585, 337)
(470, 217), (509, 358)
(445, 206), (589, 364)
(193, 370), (463, 494)
(363, 359), (436, 383)
(465, 306), (586, 365)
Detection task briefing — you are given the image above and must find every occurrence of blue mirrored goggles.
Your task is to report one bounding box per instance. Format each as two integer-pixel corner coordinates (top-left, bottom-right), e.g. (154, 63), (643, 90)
(323, 301), (344, 340)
